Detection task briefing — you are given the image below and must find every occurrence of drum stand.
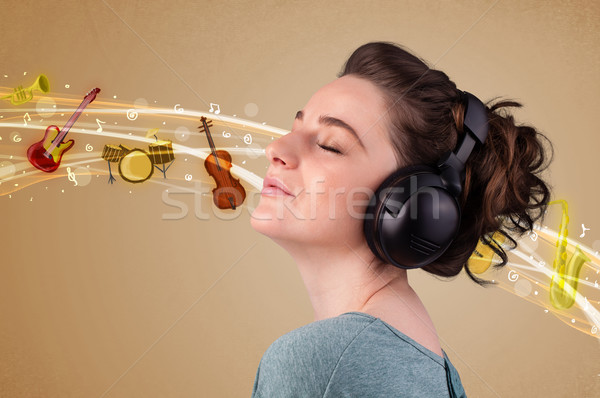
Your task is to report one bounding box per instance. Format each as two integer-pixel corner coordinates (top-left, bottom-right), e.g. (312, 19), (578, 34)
(107, 161), (117, 184)
(154, 160), (175, 179)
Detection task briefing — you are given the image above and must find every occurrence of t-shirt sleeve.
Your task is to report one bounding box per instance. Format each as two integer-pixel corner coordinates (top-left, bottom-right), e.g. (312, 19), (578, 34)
(251, 314), (459, 398)
(251, 317), (374, 398)
(321, 320), (450, 397)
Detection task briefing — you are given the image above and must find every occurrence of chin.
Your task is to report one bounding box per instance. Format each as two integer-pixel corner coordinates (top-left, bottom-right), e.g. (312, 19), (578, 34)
(250, 210), (296, 242)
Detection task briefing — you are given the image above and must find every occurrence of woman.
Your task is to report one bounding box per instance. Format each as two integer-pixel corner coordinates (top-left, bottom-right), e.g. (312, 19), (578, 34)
(250, 42), (551, 397)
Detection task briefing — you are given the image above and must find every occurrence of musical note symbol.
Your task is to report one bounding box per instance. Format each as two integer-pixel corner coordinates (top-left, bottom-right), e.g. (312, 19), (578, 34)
(96, 118), (106, 133)
(174, 104), (184, 113)
(209, 103), (220, 114)
(583, 296), (589, 310)
(23, 112), (31, 126)
(243, 133), (253, 145)
(222, 131), (231, 138)
(580, 224), (590, 238)
(67, 167), (78, 186)
(530, 231), (538, 241)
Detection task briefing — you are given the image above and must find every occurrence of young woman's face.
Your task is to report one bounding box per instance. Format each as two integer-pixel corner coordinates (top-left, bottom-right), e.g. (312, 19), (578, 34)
(251, 75), (399, 247)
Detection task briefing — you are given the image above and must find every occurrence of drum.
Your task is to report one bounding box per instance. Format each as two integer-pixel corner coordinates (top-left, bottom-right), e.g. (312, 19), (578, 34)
(118, 148), (154, 183)
(101, 144), (124, 163)
(148, 140), (175, 165)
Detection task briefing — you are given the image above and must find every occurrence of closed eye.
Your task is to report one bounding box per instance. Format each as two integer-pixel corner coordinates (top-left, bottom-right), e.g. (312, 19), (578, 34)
(317, 143), (342, 155)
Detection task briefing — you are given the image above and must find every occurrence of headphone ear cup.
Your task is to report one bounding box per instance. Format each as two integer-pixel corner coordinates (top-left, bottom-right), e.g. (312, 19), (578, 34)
(364, 165), (461, 269)
(364, 165), (422, 263)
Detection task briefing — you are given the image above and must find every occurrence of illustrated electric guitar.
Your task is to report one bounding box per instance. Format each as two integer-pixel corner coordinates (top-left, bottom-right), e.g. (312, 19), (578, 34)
(198, 117), (246, 210)
(27, 87), (101, 172)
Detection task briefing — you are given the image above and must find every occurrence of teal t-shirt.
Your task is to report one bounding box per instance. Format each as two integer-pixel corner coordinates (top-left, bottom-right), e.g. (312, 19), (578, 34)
(251, 312), (466, 397)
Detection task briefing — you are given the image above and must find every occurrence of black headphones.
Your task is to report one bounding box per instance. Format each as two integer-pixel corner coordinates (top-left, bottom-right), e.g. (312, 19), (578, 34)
(363, 91), (489, 269)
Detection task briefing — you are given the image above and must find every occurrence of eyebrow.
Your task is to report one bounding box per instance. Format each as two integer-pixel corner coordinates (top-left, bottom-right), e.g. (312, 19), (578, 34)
(295, 110), (365, 149)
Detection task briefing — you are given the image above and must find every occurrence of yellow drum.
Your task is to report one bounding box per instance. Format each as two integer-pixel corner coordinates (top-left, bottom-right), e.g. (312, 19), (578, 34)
(148, 140), (175, 165)
(118, 148), (154, 183)
(101, 144), (124, 163)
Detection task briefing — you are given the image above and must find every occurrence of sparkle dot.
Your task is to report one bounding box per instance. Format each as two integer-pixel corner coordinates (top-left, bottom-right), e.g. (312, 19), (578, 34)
(162, 122), (166, 125)
(544, 309), (549, 313)
(129, 191), (132, 194)
(65, 84), (70, 88)
(61, 189), (64, 193)
(571, 319), (576, 323)
(244, 103), (259, 117)
(113, 95), (117, 99)
(534, 291), (538, 295)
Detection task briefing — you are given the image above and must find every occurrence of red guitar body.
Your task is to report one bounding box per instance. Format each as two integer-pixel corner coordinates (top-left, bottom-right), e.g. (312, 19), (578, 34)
(26, 87), (100, 173)
(27, 125), (74, 173)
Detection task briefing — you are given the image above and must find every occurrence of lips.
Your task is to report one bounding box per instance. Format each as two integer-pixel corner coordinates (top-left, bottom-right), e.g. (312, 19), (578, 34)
(262, 175), (295, 197)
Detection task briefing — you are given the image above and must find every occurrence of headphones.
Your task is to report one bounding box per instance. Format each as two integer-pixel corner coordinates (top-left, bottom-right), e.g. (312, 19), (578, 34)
(363, 91), (489, 269)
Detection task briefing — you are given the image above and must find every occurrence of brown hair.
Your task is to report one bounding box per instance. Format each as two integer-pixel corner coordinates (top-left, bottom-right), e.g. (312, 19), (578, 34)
(340, 42), (553, 286)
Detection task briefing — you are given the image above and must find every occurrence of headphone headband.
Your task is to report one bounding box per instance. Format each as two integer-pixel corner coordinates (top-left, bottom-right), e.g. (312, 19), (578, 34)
(437, 91), (488, 196)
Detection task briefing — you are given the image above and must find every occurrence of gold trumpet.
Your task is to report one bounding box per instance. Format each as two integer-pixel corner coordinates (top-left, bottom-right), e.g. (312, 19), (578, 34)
(1, 74), (50, 105)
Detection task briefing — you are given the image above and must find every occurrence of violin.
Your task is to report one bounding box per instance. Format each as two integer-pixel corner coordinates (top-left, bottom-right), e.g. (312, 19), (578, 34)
(198, 117), (246, 210)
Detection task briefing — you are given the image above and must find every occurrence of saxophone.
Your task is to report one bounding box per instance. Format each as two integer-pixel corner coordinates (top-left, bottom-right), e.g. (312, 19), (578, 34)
(549, 200), (590, 310)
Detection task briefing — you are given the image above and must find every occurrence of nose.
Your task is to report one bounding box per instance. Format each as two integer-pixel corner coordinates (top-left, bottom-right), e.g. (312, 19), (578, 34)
(265, 133), (299, 168)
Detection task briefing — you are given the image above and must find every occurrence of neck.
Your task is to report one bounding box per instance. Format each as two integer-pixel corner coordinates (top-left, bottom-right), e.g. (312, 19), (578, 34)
(275, 238), (410, 321)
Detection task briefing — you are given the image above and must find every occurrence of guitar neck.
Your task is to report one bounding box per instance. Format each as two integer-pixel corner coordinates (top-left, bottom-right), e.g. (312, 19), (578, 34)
(54, 96), (93, 143)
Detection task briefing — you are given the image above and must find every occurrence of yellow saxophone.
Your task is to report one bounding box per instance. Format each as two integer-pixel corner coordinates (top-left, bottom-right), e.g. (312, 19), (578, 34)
(548, 200), (590, 310)
(468, 199), (589, 310)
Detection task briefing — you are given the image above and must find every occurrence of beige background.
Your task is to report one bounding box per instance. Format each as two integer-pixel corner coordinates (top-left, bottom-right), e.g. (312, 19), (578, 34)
(1, 0), (599, 397)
